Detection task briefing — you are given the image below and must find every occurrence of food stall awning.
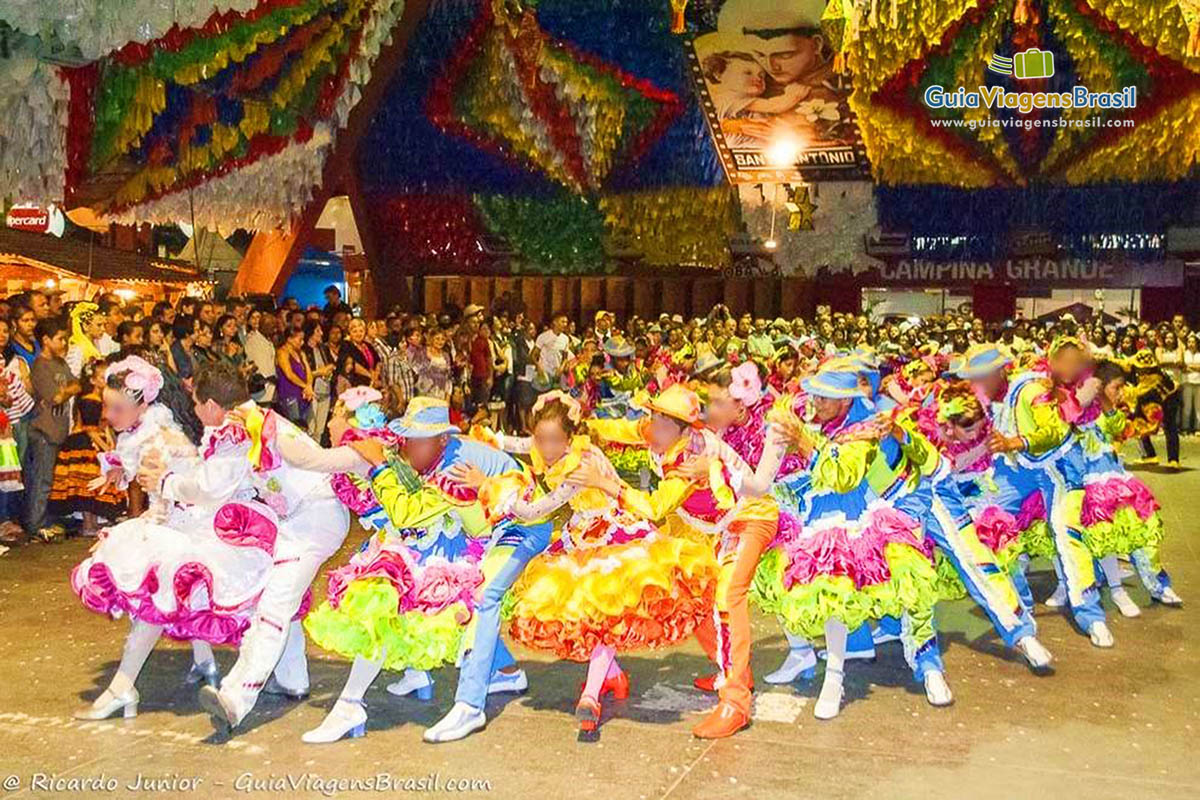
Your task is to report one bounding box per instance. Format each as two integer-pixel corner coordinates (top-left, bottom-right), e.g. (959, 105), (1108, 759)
(0, 228), (211, 287)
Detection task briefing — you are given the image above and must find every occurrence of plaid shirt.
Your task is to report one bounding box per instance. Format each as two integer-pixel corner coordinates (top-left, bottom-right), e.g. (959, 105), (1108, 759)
(383, 345), (418, 408)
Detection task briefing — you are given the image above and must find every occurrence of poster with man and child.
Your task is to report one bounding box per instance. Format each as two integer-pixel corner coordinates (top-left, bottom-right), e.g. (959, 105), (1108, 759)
(688, 0), (868, 183)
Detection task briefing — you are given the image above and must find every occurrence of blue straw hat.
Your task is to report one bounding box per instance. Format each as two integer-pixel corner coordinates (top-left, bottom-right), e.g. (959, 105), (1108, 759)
(953, 344), (1011, 380)
(802, 359), (868, 399)
(386, 397), (460, 439)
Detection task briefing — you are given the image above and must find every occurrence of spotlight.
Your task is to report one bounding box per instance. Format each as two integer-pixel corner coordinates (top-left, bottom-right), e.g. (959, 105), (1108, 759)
(766, 136), (802, 167)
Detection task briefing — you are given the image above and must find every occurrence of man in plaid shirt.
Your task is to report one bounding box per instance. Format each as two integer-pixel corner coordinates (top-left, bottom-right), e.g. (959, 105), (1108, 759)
(382, 324), (420, 414)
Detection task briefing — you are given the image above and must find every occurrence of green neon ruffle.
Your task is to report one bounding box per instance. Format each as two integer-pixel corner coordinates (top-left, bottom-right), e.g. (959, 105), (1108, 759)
(603, 444), (653, 484)
(1081, 509), (1164, 559)
(303, 578), (468, 671)
(932, 550), (967, 602)
(750, 543), (940, 640)
(1019, 520), (1057, 559)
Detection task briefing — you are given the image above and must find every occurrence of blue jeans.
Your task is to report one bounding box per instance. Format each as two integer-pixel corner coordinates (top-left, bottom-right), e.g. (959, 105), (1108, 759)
(22, 429), (60, 533)
(455, 521), (553, 711)
(863, 617), (944, 680)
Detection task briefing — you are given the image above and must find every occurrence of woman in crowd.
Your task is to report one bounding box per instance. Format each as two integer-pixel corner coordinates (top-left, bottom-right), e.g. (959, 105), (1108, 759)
(276, 325), (314, 427)
(1182, 333), (1200, 434)
(337, 318), (380, 391)
(191, 321), (216, 369)
(305, 320), (335, 441)
(414, 327), (454, 401)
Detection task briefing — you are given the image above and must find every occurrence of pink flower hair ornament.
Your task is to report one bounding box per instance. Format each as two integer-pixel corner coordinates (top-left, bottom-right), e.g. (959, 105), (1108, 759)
(532, 390), (583, 425)
(728, 361), (763, 406)
(105, 355), (164, 404)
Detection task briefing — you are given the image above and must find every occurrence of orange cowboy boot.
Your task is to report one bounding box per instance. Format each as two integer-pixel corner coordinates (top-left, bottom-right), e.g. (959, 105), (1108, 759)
(693, 670), (754, 693)
(691, 700), (750, 739)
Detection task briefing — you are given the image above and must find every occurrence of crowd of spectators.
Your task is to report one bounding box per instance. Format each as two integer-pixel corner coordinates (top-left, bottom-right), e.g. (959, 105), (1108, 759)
(1, 284), (1193, 547)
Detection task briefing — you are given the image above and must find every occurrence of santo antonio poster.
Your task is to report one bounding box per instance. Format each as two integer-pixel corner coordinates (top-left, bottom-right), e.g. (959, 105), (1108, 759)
(686, 0), (868, 183)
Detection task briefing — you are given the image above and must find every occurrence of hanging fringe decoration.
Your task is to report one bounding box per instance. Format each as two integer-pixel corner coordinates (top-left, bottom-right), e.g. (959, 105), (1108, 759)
(820, 0), (853, 73)
(890, 0), (899, 28)
(670, 0), (688, 34)
(1014, 0), (1033, 25)
(1181, 0), (1200, 57)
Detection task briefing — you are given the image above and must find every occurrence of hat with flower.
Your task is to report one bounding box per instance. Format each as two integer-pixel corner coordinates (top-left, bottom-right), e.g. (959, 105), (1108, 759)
(531, 390), (584, 425)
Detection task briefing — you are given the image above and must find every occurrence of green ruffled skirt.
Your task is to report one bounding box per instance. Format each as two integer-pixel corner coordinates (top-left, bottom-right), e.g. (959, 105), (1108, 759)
(304, 579), (470, 671)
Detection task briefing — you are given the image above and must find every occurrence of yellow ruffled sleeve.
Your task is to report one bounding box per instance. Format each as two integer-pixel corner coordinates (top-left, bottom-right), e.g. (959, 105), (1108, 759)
(476, 468), (538, 524)
(811, 439), (877, 493)
(586, 417), (647, 446)
(1015, 381), (1069, 455)
(616, 476), (694, 522)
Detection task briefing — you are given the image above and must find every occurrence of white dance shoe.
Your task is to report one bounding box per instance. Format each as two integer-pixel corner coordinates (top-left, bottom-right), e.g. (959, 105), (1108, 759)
(819, 644), (876, 662)
(184, 660), (221, 689)
(1154, 586), (1183, 606)
(764, 648), (817, 684)
(486, 669), (528, 695)
(1088, 621), (1115, 648)
(262, 674), (310, 701)
(423, 702), (487, 743)
(385, 669), (434, 700)
(813, 667), (844, 720)
(1044, 583), (1068, 608)
(301, 698), (367, 744)
(197, 686), (243, 733)
(74, 687), (139, 720)
(1109, 587), (1141, 618)
(1015, 636), (1053, 670)
(871, 626), (901, 645)
(923, 671), (953, 707)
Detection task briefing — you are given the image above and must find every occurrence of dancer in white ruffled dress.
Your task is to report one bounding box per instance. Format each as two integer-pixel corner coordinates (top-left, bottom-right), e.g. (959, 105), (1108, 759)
(71, 356), (279, 720)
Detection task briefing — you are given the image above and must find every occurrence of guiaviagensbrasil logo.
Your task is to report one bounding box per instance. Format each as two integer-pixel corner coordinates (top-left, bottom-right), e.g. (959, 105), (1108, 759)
(988, 48), (1055, 80)
(924, 46), (1135, 114)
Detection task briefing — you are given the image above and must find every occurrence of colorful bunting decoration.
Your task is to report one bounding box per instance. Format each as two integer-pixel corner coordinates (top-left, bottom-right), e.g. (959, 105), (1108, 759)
(836, 0), (1200, 188)
(427, 2), (681, 193)
(62, 0), (405, 226)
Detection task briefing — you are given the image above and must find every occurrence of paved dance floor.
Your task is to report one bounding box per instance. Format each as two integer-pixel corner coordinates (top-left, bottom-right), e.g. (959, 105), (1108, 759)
(1, 439), (1197, 800)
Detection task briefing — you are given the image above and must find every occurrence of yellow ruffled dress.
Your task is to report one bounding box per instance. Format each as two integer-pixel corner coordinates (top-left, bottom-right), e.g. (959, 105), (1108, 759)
(483, 436), (719, 662)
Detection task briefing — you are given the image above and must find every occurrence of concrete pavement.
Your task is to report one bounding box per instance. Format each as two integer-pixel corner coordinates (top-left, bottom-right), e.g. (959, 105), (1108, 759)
(0, 439), (1197, 800)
